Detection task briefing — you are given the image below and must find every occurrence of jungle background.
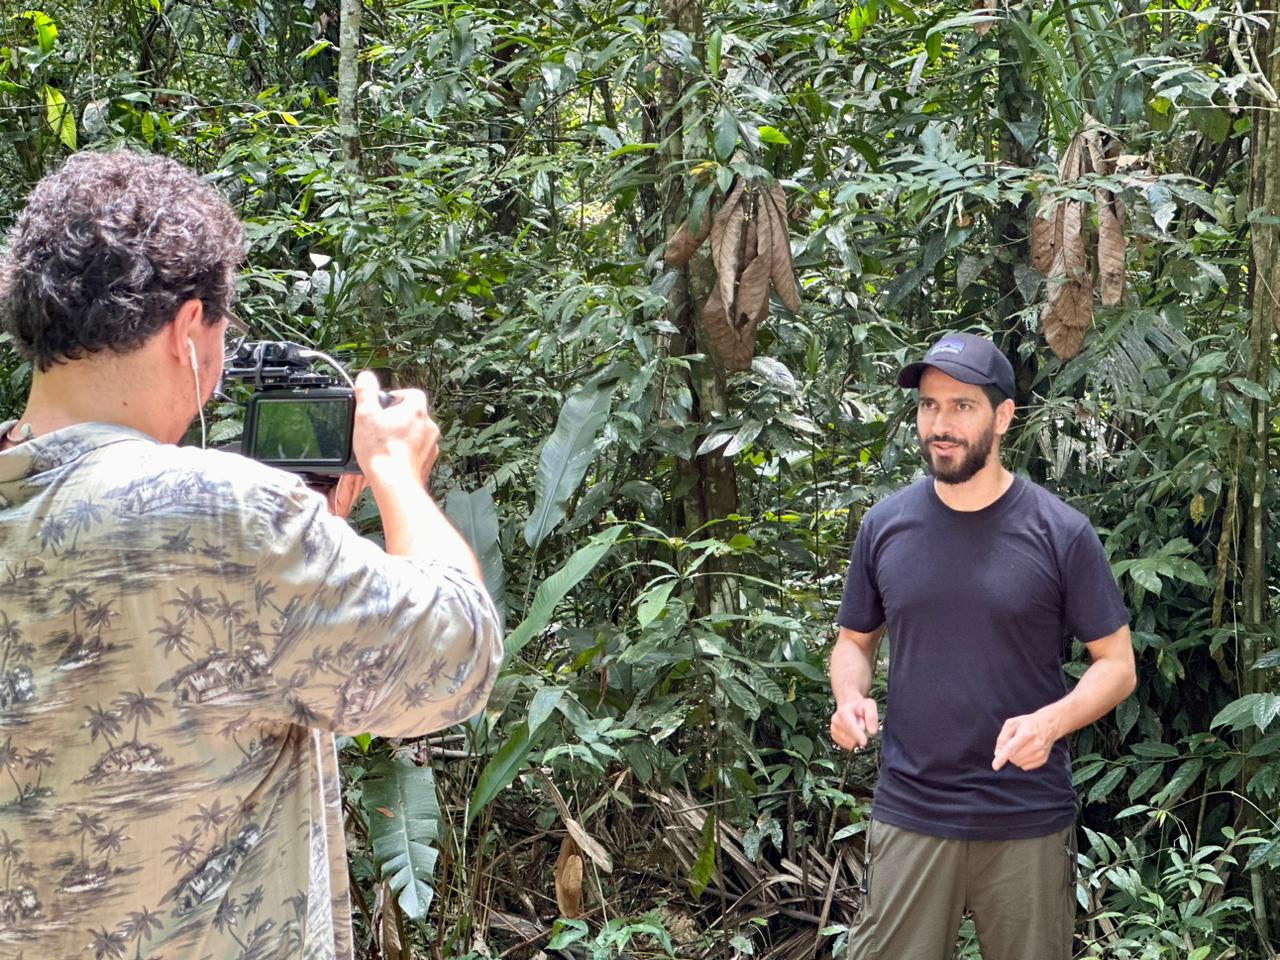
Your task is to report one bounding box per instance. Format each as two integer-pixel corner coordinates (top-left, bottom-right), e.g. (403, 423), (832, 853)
(2, 0), (1280, 957)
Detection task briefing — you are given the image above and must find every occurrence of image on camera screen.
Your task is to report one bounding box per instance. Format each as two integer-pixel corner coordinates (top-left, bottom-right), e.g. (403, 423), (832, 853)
(251, 397), (351, 462)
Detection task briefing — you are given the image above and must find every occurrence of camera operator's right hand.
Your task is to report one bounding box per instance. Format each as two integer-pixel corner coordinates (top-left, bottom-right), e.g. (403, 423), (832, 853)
(831, 696), (880, 751)
(353, 371), (438, 486)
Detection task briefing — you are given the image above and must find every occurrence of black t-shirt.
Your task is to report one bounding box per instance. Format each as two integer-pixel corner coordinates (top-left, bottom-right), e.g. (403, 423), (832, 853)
(837, 475), (1129, 840)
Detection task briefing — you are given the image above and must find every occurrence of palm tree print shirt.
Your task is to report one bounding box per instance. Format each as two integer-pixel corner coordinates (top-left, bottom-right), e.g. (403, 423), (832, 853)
(0, 422), (504, 959)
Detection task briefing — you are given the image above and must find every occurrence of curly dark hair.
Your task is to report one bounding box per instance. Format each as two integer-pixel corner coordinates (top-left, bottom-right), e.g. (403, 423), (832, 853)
(0, 150), (245, 371)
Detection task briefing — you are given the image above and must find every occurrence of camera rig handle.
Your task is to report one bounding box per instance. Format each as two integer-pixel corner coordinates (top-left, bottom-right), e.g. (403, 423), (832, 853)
(224, 340), (397, 407)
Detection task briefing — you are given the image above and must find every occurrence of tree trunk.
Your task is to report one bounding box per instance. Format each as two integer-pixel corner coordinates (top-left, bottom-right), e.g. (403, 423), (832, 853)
(655, 0), (738, 617)
(1241, 1), (1278, 944)
(993, 4), (1041, 409)
(338, 0), (362, 170)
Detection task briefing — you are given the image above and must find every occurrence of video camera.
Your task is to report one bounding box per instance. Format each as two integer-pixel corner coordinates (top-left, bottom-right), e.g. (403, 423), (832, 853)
(222, 341), (394, 477)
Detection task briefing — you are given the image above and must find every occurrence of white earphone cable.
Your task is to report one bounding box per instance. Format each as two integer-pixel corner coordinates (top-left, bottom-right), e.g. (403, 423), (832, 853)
(189, 340), (206, 449)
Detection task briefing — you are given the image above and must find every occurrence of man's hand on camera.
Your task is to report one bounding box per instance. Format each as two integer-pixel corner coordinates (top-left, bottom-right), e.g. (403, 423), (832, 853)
(353, 370), (439, 486)
(351, 372), (482, 578)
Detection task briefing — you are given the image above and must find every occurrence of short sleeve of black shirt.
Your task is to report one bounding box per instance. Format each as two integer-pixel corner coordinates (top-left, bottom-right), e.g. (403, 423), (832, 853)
(1061, 523), (1129, 643)
(837, 512), (884, 633)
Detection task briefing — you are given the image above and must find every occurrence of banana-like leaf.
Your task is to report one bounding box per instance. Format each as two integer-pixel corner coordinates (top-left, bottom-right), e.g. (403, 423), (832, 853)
(468, 718), (534, 826)
(689, 810), (718, 897)
(467, 688), (566, 826)
(506, 526), (623, 656)
(445, 484), (506, 609)
(524, 383), (614, 549)
(362, 757), (441, 920)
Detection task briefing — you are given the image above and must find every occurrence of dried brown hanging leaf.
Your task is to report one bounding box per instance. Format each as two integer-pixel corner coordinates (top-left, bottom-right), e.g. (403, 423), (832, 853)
(1033, 129), (1087, 279)
(1082, 125), (1106, 177)
(701, 284), (753, 372)
(732, 206), (758, 318)
(1058, 130), (1086, 181)
(1058, 198), (1087, 279)
(555, 834), (584, 919)
(710, 180), (747, 316)
(764, 185), (802, 312)
(1036, 127), (1099, 359)
(1042, 278), (1093, 359)
(374, 878), (405, 960)
(1097, 191), (1126, 307)
(737, 207), (773, 335)
(665, 215), (712, 269)
(973, 0), (996, 35)
(1031, 205), (1056, 275)
(1042, 198), (1093, 359)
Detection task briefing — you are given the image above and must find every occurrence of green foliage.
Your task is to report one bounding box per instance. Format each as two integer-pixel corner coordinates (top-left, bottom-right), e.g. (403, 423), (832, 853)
(361, 756), (442, 919)
(444, 484), (506, 607)
(2, 0), (1279, 957)
(525, 380), (615, 550)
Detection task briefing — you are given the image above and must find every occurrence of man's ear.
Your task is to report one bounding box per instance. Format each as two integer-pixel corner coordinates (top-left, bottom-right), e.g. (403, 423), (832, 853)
(164, 299), (206, 365)
(995, 396), (1016, 435)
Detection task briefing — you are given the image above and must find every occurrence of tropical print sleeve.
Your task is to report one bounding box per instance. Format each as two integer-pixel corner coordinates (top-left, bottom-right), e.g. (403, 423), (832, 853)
(247, 477), (504, 736)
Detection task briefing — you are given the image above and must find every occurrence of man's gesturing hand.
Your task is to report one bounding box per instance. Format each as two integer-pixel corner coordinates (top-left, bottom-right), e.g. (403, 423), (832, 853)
(352, 371), (439, 485)
(992, 711), (1059, 771)
(831, 696), (879, 751)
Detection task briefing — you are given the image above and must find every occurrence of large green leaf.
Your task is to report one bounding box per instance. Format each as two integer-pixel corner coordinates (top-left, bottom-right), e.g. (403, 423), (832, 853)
(23, 11), (57, 54)
(43, 85), (77, 150)
(524, 382), (613, 549)
(689, 810), (717, 897)
(362, 757), (441, 919)
(445, 484), (505, 608)
(1212, 694), (1280, 734)
(468, 719), (535, 826)
(505, 526), (623, 656)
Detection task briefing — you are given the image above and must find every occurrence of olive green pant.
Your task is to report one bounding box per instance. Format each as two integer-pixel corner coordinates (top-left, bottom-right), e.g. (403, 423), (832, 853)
(846, 819), (1077, 960)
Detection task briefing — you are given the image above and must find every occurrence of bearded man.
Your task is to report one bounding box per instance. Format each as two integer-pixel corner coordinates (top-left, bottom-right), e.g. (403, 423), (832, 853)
(829, 331), (1136, 960)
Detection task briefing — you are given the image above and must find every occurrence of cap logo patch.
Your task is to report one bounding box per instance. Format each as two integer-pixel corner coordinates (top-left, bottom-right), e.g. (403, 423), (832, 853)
(929, 339), (966, 357)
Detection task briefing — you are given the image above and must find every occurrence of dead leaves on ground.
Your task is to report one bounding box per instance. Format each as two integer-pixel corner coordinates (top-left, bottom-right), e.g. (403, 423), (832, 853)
(1035, 116), (1128, 360)
(664, 180), (801, 371)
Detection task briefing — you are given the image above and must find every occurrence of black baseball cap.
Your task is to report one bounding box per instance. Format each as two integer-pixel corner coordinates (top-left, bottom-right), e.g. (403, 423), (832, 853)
(897, 332), (1015, 400)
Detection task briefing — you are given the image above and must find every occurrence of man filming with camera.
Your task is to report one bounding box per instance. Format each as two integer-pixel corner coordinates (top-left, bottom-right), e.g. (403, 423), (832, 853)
(0, 151), (503, 959)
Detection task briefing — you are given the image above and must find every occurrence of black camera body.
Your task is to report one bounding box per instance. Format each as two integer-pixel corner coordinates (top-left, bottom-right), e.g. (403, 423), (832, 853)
(224, 341), (364, 476)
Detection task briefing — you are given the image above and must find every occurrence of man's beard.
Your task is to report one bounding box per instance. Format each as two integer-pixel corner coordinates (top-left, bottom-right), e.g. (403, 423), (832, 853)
(921, 420), (996, 485)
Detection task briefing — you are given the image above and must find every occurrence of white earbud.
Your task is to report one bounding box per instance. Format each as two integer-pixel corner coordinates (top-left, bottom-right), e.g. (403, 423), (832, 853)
(187, 338), (198, 369)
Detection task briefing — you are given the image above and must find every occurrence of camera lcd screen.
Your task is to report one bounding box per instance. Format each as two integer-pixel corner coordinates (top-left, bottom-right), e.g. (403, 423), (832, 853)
(250, 397), (352, 462)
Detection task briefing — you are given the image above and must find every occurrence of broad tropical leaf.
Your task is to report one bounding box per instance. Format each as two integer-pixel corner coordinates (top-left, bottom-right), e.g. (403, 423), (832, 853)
(468, 721), (534, 826)
(445, 484), (505, 607)
(1212, 694), (1280, 734)
(506, 526), (623, 656)
(524, 383), (614, 549)
(362, 757), (441, 919)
